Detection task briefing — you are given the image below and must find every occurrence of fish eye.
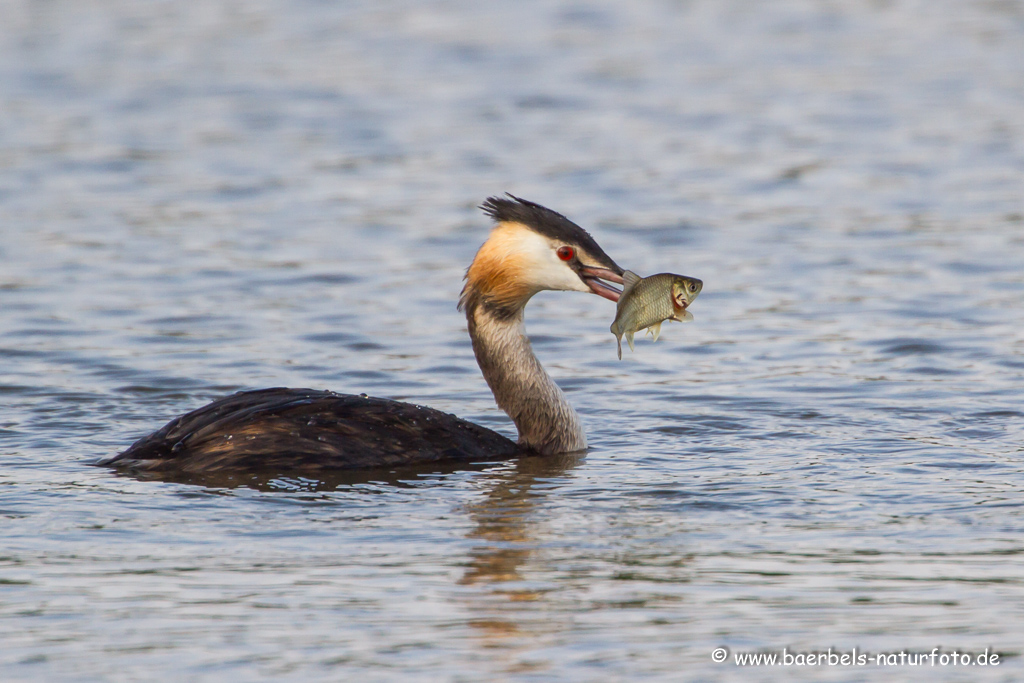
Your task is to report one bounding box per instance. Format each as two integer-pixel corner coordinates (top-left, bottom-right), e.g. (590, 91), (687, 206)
(556, 246), (575, 261)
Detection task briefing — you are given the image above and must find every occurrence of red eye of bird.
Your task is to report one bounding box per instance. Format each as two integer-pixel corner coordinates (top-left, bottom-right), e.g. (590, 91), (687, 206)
(556, 246), (575, 261)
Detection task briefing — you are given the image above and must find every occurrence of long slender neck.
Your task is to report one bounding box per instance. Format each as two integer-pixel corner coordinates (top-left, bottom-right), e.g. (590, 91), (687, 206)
(466, 302), (586, 455)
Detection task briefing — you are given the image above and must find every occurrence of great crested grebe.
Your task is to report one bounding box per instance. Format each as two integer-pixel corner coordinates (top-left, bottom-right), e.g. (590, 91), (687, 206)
(99, 196), (626, 472)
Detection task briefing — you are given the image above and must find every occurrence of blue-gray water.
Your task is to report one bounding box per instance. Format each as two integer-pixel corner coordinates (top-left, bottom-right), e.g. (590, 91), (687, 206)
(2, 1), (1023, 681)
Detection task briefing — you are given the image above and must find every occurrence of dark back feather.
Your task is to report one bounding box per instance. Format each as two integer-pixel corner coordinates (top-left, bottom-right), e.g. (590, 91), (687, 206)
(100, 389), (519, 472)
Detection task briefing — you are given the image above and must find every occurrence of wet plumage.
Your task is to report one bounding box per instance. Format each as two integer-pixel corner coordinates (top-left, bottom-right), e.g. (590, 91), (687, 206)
(610, 271), (702, 359)
(101, 388), (519, 472)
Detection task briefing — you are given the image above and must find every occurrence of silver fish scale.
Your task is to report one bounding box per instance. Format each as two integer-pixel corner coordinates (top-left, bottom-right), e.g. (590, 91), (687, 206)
(612, 273), (679, 335)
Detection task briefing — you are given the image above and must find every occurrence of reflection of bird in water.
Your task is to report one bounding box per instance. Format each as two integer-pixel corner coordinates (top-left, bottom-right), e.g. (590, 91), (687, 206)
(459, 452), (584, 589)
(100, 196), (625, 473)
(458, 452), (584, 647)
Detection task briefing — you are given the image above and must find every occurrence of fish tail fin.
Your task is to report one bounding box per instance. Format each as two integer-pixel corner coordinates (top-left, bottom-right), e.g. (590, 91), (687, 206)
(611, 323), (623, 360)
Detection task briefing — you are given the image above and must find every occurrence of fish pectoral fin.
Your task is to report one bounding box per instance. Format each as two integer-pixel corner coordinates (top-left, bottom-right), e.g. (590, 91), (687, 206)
(670, 310), (694, 323)
(647, 321), (663, 342)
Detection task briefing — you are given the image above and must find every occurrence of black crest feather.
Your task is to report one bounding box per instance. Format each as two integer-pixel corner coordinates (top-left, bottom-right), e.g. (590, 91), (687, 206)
(479, 194), (621, 272)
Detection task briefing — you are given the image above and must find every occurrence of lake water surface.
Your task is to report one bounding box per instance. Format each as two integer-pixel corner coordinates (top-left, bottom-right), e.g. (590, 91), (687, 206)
(2, 1), (1023, 681)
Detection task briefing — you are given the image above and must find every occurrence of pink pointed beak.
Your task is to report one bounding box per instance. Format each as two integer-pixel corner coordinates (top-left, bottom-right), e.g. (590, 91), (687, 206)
(581, 266), (624, 302)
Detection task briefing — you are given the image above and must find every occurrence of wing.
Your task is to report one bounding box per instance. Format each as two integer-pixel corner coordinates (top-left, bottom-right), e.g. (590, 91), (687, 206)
(100, 388), (520, 472)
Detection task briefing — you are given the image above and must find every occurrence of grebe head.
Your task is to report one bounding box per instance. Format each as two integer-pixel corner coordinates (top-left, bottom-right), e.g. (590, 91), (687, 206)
(460, 195), (625, 317)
